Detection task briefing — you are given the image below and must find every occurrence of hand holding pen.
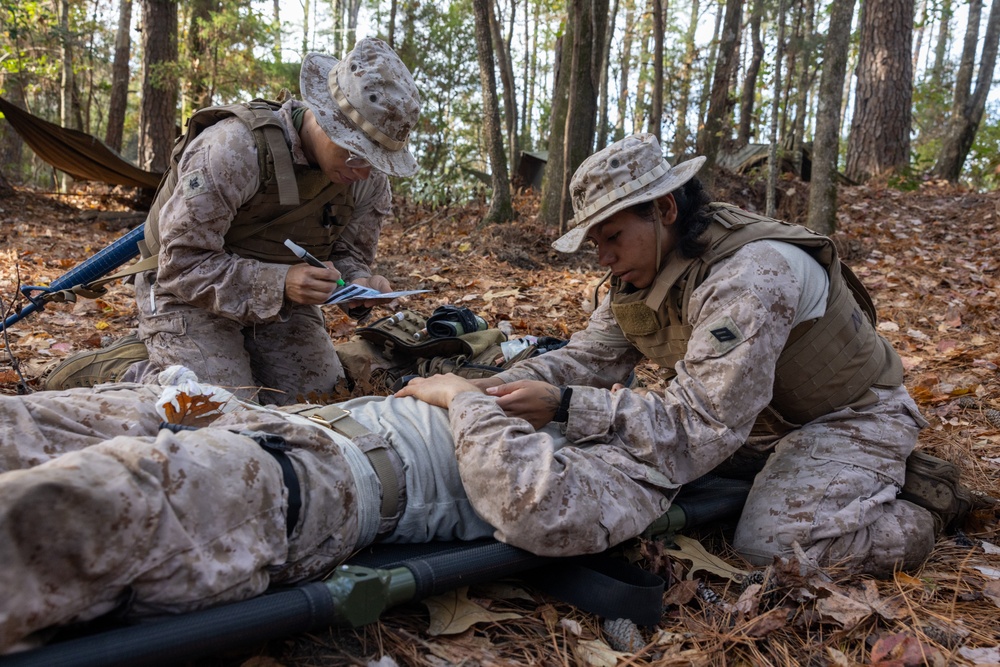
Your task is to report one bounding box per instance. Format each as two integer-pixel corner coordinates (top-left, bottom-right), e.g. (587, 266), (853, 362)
(282, 239), (344, 304)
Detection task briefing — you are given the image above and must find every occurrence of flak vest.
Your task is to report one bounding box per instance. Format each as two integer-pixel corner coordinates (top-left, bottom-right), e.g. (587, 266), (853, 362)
(138, 99), (355, 266)
(609, 203), (904, 436)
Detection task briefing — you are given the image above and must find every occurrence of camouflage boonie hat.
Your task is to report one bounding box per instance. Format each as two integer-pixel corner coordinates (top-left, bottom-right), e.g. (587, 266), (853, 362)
(300, 38), (420, 177)
(553, 133), (706, 253)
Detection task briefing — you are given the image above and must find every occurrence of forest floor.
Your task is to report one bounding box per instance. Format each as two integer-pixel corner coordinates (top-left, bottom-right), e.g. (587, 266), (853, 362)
(2, 172), (1000, 666)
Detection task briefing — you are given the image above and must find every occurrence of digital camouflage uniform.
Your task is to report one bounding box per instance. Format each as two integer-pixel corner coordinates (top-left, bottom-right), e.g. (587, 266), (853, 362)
(506, 133), (937, 576)
(130, 38), (420, 406)
(134, 99), (391, 406)
(0, 372), (674, 652)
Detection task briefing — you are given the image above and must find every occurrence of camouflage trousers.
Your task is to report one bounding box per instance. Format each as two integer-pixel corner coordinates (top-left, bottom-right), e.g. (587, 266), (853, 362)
(136, 300), (345, 406)
(733, 386), (937, 576)
(0, 385), (370, 652)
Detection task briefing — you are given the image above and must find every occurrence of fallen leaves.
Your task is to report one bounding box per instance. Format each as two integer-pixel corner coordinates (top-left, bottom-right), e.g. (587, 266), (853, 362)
(421, 587), (521, 636)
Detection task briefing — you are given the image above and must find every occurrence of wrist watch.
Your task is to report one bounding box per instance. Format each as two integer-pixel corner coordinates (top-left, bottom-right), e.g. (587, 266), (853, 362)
(553, 386), (573, 423)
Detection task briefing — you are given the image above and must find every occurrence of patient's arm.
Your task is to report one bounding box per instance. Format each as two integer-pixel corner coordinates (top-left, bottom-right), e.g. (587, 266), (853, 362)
(393, 373), (485, 409)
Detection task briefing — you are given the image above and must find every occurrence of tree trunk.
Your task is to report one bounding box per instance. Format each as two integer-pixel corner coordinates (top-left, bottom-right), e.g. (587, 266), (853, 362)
(616, 0), (636, 141)
(59, 0), (75, 132)
(736, 0), (763, 147)
(845, 0), (914, 182)
(139, 0), (179, 174)
(472, 0), (513, 223)
(930, 0), (954, 86)
(634, 6), (652, 135)
(388, 0), (397, 47)
(346, 0), (361, 50)
(912, 0), (928, 73)
(697, 2), (724, 139)
(766, 0), (786, 217)
(932, 0), (1000, 180)
(791, 0), (814, 175)
(806, 0), (857, 235)
(697, 0), (741, 184)
(539, 0), (609, 228)
(489, 0), (518, 178)
(671, 0), (700, 157)
(522, 0), (540, 147)
(186, 0), (215, 118)
(596, 0), (620, 149)
(106, 0), (133, 153)
(648, 0), (664, 141)
(273, 0), (283, 61)
(301, 0), (310, 56)
(952, 0), (982, 116)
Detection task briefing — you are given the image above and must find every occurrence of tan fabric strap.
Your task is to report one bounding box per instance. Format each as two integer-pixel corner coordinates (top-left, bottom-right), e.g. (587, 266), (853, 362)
(301, 404), (400, 519)
(573, 161), (669, 224)
(328, 78), (407, 151)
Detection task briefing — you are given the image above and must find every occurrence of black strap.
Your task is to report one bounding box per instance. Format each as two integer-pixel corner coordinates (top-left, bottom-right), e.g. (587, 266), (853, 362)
(527, 553), (665, 626)
(242, 432), (302, 538)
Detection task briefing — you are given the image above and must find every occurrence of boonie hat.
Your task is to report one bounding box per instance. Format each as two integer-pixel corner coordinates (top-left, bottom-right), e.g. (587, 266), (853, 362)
(553, 133), (706, 253)
(300, 38), (420, 177)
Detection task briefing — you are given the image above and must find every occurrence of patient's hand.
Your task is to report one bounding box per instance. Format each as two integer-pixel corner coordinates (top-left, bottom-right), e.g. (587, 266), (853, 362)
(394, 373), (484, 409)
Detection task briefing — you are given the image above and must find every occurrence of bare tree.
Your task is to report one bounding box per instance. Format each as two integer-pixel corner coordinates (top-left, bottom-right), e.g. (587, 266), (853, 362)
(472, 0), (514, 223)
(106, 0), (133, 153)
(932, 0), (1000, 180)
(138, 0), (178, 173)
(807, 0), (858, 235)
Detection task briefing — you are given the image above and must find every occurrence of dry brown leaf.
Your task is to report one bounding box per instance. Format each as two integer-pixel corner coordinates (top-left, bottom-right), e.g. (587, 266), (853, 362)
(669, 535), (747, 582)
(573, 638), (627, 667)
(422, 587), (521, 636)
(870, 632), (946, 667)
(161, 391), (225, 427)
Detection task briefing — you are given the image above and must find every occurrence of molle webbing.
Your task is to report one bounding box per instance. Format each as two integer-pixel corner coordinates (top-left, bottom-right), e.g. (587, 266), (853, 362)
(140, 100), (300, 260)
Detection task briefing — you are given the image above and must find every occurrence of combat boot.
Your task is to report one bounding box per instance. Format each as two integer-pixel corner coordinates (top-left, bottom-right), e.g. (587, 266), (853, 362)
(44, 333), (149, 390)
(899, 450), (973, 535)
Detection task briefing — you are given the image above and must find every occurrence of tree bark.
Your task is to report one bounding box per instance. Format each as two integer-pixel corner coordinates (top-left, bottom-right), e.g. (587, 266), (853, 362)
(766, 0), (786, 218)
(648, 0), (664, 142)
(932, 0), (1000, 180)
(616, 0), (636, 141)
(539, 0), (609, 228)
(596, 0), (620, 149)
(736, 0), (763, 147)
(185, 0), (215, 118)
(845, 0), (914, 182)
(388, 0), (397, 47)
(489, 0), (519, 178)
(697, 0), (741, 184)
(930, 0), (954, 86)
(807, 0), (857, 235)
(697, 2), (724, 142)
(106, 0), (133, 153)
(273, 0), (283, 62)
(138, 0), (179, 174)
(671, 0), (700, 157)
(952, 0), (982, 116)
(472, 0), (514, 223)
(791, 0), (814, 175)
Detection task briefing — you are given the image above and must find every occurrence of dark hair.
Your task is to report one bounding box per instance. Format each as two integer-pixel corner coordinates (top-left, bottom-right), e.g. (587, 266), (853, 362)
(628, 177), (713, 259)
